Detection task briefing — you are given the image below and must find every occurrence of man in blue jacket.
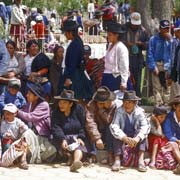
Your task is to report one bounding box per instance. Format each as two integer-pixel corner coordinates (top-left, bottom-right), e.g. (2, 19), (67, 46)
(147, 20), (173, 105)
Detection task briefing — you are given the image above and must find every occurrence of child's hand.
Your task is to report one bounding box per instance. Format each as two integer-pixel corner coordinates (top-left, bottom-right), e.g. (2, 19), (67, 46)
(77, 138), (85, 146)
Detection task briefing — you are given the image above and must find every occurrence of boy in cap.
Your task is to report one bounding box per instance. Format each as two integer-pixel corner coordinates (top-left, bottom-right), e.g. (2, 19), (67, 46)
(110, 90), (150, 172)
(147, 19), (173, 105)
(0, 103), (29, 169)
(0, 79), (26, 114)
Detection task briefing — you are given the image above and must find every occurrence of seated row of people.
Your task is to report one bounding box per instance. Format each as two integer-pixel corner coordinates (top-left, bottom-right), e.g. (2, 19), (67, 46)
(1, 83), (180, 174)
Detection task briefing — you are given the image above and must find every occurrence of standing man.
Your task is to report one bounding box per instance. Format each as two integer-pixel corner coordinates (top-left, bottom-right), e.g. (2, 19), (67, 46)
(123, 12), (149, 97)
(170, 20), (180, 98)
(147, 20), (172, 105)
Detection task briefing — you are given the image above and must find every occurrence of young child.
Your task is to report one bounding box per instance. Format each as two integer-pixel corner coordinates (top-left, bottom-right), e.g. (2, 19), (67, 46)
(148, 105), (168, 169)
(0, 103), (29, 169)
(0, 79), (26, 114)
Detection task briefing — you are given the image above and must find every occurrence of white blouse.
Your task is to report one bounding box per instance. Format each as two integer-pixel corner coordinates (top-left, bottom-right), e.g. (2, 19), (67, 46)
(104, 41), (129, 87)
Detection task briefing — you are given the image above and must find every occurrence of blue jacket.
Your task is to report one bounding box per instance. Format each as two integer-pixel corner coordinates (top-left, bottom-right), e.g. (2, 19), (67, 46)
(163, 111), (180, 142)
(0, 90), (26, 113)
(146, 33), (172, 72)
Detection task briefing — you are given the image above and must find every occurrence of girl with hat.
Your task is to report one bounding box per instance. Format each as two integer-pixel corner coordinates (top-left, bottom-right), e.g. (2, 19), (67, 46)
(148, 106), (177, 170)
(101, 22), (129, 92)
(18, 83), (57, 163)
(58, 20), (94, 101)
(162, 95), (180, 174)
(51, 89), (88, 172)
(110, 90), (150, 172)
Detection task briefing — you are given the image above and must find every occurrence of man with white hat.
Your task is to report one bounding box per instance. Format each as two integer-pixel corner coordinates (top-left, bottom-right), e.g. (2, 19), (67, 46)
(123, 12), (149, 98)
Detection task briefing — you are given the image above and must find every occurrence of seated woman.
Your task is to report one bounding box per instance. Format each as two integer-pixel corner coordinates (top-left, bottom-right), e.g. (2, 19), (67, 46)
(17, 83), (56, 163)
(22, 39), (51, 101)
(110, 90), (150, 172)
(5, 40), (25, 79)
(51, 89), (88, 172)
(162, 95), (180, 174)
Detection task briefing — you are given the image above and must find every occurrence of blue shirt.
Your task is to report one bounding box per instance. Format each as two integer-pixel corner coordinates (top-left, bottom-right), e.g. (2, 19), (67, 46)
(163, 111), (180, 142)
(0, 39), (9, 76)
(0, 90), (26, 113)
(146, 33), (172, 72)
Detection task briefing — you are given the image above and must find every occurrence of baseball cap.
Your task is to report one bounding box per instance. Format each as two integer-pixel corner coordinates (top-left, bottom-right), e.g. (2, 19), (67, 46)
(159, 20), (170, 29)
(84, 45), (91, 54)
(130, 12), (141, 25)
(8, 79), (21, 89)
(3, 103), (18, 113)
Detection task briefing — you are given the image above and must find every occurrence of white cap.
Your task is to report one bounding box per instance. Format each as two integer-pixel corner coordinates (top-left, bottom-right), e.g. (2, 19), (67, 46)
(3, 103), (18, 113)
(31, 7), (37, 13)
(36, 15), (43, 21)
(130, 12), (141, 25)
(30, 20), (36, 26)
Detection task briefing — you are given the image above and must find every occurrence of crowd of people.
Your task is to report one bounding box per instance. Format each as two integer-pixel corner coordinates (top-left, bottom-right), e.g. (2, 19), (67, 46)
(0, 0), (180, 175)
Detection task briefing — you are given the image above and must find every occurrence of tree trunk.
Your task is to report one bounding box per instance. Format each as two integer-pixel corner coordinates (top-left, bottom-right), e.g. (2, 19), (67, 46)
(136, 0), (151, 34)
(152, 0), (172, 21)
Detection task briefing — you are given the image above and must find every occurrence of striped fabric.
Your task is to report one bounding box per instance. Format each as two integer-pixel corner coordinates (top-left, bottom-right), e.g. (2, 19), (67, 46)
(85, 58), (104, 89)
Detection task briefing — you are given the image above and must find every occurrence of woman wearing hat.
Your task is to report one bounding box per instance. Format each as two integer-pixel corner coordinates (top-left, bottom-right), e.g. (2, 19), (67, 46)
(18, 83), (57, 163)
(51, 89), (88, 172)
(162, 95), (180, 174)
(58, 20), (94, 101)
(110, 90), (150, 172)
(101, 22), (129, 92)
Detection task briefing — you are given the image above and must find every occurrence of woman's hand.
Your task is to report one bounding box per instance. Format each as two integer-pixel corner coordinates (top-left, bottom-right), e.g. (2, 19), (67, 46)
(96, 139), (104, 149)
(77, 138), (85, 146)
(61, 140), (68, 150)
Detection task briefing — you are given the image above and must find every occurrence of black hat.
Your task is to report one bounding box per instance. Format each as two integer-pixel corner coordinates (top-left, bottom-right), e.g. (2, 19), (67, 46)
(93, 86), (116, 102)
(160, 20), (170, 29)
(121, 90), (141, 101)
(54, 89), (78, 102)
(84, 45), (91, 54)
(61, 20), (79, 31)
(168, 95), (180, 106)
(153, 105), (168, 116)
(94, 10), (104, 17)
(27, 83), (45, 101)
(107, 22), (126, 34)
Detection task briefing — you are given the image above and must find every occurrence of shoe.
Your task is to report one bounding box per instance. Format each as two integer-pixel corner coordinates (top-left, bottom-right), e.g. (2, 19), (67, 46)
(19, 161), (29, 170)
(138, 163), (147, 172)
(149, 162), (156, 169)
(111, 160), (121, 172)
(70, 161), (83, 172)
(173, 164), (180, 174)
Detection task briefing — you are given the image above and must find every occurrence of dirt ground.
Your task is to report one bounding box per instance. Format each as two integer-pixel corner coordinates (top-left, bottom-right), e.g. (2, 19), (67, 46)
(0, 163), (180, 180)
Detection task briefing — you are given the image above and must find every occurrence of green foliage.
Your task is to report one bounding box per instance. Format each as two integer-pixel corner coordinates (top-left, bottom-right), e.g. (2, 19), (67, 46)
(175, 0), (180, 13)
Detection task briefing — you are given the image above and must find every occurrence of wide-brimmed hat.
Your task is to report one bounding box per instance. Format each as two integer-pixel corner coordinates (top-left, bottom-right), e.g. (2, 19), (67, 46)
(130, 12), (141, 25)
(27, 83), (45, 101)
(94, 10), (104, 17)
(61, 20), (79, 31)
(106, 22), (126, 34)
(3, 103), (18, 113)
(121, 90), (141, 101)
(153, 105), (168, 115)
(93, 86), (116, 102)
(54, 89), (78, 102)
(168, 95), (180, 106)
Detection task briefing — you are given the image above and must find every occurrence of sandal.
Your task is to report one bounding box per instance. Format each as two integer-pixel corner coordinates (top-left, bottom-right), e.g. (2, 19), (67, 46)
(70, 161), (83, 172)
(19, 161), (29, 170)
(138, 163), (147, 172)
(111, 160), (121, 172)
(149, 162), (156, 169)
(173, 164), (180, 174)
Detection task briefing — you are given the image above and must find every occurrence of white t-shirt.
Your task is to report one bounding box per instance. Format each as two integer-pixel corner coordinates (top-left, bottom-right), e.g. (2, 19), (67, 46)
(24, 54), (35, 76)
